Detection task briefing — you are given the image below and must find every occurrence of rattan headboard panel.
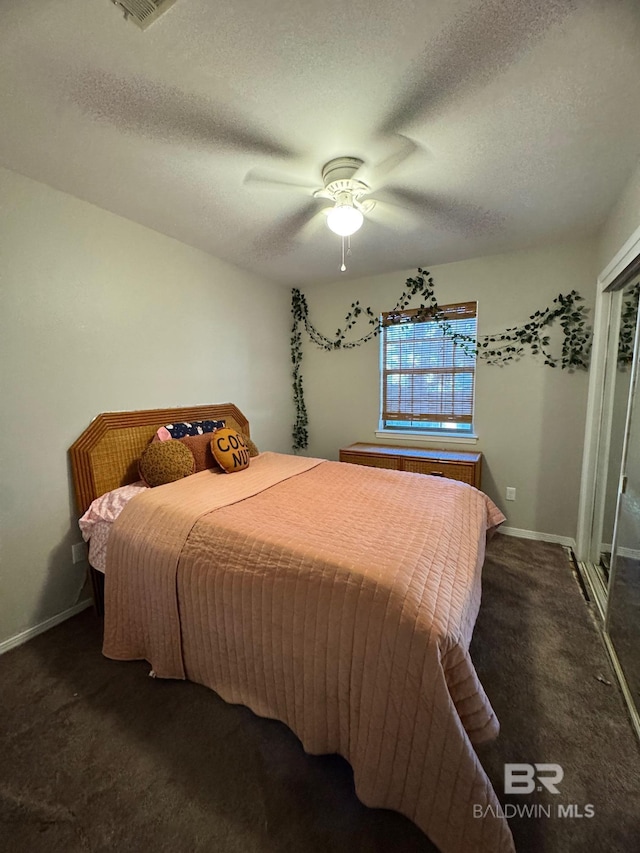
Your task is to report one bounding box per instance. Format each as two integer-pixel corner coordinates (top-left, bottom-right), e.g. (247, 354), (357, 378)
(69, 404), (249, 515)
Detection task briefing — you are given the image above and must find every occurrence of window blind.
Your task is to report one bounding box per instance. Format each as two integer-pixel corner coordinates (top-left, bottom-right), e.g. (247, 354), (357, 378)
(381, 302), (477, 426)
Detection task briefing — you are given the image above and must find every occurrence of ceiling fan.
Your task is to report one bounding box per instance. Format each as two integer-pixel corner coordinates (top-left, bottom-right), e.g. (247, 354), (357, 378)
(66, 1), (573, 273)
(244, 138), (423, 271)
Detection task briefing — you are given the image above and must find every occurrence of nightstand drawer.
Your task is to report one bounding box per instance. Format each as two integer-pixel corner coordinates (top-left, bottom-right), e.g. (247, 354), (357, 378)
(339, 443), (482, 489)
(339, 452), (398, 470)
(402, 458), (477, 485)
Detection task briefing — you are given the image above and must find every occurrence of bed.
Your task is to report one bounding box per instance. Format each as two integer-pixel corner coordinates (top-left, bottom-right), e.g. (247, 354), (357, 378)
(69, 403), (515, 853)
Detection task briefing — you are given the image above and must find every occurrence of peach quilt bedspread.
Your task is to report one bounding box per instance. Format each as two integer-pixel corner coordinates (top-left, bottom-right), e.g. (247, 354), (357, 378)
(103, 452), (513, 853)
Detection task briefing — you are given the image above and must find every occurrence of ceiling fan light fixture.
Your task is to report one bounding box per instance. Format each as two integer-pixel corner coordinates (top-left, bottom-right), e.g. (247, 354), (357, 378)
(326, 202), (364, 237)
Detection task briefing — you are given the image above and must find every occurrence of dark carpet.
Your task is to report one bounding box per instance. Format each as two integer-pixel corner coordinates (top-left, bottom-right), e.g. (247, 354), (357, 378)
(1, 536), (638, 852)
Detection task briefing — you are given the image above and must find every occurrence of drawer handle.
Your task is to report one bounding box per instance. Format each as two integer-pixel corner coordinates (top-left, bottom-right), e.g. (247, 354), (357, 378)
(430, 470), (445, 477)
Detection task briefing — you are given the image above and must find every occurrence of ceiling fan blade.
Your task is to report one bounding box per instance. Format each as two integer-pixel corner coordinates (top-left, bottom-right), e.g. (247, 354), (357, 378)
(297, 206), (332, 241)
(377, 0), (577, 135)
(72, 69), (295, 158)
(358, 135), (419, 187)
(383, 187), (504, 235)
(254, 200), (327, 256)
(243, 168), (319, 195)
(364, 198), (423, 230)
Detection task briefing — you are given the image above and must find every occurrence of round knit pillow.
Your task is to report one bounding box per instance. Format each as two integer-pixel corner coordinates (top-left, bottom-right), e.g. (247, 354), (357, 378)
(138, 439), (195, 487)
(238, 431), (259, 458)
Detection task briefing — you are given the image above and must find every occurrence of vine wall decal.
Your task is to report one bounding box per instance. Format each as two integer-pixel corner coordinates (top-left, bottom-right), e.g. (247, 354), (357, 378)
(291, 268), (593, 451)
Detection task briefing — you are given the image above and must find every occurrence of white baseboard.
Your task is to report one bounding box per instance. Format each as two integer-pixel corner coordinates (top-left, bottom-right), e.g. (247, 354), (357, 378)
(598, 543), (640, 560)
(617, 546), (640, 560)
(498, 526), (576, 550)
(0, 599), (93, 656)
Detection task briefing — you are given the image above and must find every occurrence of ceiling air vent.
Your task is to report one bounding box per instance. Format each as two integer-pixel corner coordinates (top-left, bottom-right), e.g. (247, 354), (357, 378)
(111, 0), (177, 30)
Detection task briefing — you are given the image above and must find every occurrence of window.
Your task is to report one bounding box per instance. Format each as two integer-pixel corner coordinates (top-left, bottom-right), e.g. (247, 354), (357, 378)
(380, 302), (477, 436)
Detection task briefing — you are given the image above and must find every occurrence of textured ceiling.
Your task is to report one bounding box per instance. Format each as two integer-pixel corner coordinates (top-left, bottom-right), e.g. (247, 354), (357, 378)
(1, 0), (640, 284)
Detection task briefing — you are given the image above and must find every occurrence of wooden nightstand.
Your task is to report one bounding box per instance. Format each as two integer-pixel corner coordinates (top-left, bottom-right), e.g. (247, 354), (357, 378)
(339, 443), (482, 489)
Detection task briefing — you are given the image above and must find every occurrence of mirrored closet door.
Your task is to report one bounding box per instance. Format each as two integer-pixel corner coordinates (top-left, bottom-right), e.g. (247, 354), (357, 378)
(605, 282), (640, 725)
(584, 275), (640, 740)
(593, 283), (639, 586)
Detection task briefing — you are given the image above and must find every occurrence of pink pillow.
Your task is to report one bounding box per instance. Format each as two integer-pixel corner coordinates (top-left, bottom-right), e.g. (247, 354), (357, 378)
(79, 482), (147, 540)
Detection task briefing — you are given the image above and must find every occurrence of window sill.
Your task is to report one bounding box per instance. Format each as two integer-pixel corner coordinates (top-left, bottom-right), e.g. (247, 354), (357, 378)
(375, 430), (479, 446)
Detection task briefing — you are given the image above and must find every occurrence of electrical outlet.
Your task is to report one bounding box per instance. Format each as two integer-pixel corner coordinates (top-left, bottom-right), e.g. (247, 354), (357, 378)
(505, 487), (516, 501)
(72, 542), (87, 564)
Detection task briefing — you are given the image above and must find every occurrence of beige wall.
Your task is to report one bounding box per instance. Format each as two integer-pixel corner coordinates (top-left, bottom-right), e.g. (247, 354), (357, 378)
(299, 239), (597, 539)
(599, 158), (640, 271)
(0, 167), (293, 646)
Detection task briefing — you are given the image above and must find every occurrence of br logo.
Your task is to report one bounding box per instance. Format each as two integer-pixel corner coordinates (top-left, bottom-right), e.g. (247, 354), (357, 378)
(504, 764), (564, 795)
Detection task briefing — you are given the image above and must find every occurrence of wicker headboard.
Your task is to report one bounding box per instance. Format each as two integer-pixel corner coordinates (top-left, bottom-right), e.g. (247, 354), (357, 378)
(69, 403), (250, 515)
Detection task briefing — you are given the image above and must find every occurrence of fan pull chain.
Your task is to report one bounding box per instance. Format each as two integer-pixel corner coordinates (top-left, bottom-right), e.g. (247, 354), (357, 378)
(340, 235), (354, 273)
